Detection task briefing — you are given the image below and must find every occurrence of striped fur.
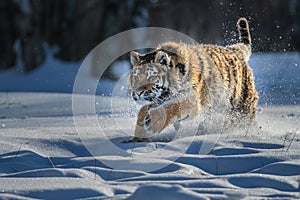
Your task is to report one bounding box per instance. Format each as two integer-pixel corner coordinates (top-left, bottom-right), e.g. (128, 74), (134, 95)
(124, 18), (258, 143)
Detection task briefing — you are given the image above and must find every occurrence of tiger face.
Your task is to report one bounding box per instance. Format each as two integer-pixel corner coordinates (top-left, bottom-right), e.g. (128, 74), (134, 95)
(128, 51), (172, 104)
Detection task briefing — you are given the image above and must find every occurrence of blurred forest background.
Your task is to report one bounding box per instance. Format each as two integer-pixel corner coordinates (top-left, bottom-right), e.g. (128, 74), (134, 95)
(0, 0), (300, 74)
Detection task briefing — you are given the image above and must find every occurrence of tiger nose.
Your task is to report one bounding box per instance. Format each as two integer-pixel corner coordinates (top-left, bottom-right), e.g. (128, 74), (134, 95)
(135, 89), (144, 96)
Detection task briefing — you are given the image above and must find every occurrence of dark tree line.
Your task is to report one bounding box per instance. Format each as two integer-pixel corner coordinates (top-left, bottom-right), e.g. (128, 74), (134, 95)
(0, 0), (299, 73)
(0, 0), (146, 72)
(148, 0), (300, 52)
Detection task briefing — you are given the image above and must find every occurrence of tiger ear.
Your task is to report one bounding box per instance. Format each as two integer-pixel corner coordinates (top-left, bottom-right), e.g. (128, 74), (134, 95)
(155, 51), (170, 66)
(130, 51), (141, 66)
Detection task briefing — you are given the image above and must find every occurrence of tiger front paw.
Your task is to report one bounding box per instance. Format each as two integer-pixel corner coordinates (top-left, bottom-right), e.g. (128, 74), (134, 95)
(144, 107), (166, 135)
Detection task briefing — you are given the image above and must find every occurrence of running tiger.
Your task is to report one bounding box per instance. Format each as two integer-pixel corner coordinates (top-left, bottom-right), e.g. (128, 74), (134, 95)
(123, 18), (258, 143)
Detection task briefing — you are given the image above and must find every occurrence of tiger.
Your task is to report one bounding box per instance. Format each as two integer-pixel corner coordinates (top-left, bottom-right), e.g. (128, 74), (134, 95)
(123, 17), (258, 143)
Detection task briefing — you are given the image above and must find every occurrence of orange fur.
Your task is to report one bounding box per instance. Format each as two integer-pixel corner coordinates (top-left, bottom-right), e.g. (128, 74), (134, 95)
(123, 18), (258, 143)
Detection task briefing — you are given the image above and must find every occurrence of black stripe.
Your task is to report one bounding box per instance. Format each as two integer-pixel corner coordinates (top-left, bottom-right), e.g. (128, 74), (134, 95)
(176, 63), (186, 76)
(159, 89), (170, 100)
(242, 65), (249, 102)
(208, 49), (225, 81)
(238, 20), (247, 29)
(238, 19), (250, 45)
(139, 51), (157, 64)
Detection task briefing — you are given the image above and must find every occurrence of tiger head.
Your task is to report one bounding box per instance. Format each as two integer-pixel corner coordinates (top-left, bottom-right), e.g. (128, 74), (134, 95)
(128, 50), (170, 104)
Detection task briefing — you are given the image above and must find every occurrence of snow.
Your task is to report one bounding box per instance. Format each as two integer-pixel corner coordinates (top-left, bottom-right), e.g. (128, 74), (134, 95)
(0, 51), (300, 199)
(0, 45), (130, 95)
(249, 52), (300, 105)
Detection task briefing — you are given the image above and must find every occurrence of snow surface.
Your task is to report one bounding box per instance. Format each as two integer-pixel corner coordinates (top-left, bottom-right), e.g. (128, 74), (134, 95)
(0, 51), (300, 199)
(0, 92), (300, 199)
